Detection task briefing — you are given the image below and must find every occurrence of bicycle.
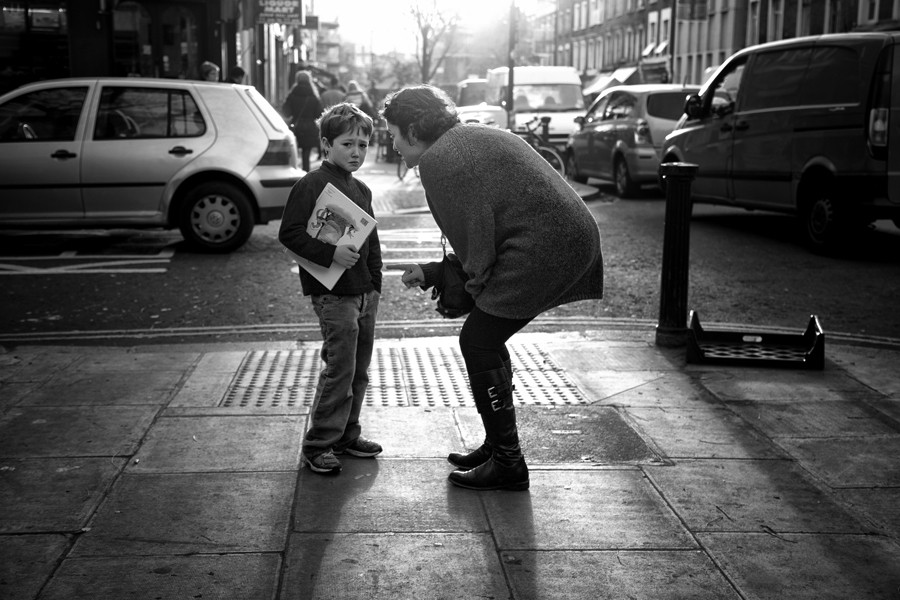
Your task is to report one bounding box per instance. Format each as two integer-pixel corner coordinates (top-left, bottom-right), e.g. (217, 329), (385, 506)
(520, 116), (566, 179)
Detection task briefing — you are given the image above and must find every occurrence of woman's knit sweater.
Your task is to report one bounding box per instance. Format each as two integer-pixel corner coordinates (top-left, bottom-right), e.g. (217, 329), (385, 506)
(418, 123), (603, 320)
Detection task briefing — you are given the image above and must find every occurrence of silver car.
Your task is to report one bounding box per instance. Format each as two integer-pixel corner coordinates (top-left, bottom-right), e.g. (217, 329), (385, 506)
(565, 83), (699, 197)
(0, 77), (302, 252)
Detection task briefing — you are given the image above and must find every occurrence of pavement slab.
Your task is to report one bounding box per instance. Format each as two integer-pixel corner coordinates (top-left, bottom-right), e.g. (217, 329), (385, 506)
(0, 406), (158, 457)
(502, 550), (741, 600)
(580, 370), (721, 408)
(698, 532), (900, 600)
(71, 351), (199, 372)
(282, 532), (508, 600)
(728, 399), (900, 438)
(777, 434), (900, 487)
(483, 469), (696, 550)
(868, 396), (900, 423)
(39, 553), (281, 600)
(294, 458), (488, 533)
(645, 459), (869, 533)
(836, 488), (900, 539)
(697, 368), (884, 402)
(71, 472), (296, 556)
(0, 457), (124, 533)
(0, 381), (38, 413)
(829, 345), (900, 398)
(130, 415), (304, 472)
(0, 352), (79, 383)
(18, 370), (185, 406)
(624, 406), (784, 459)
(0, 534), (70, 600)
(328, 406), (463, 458)
(551, 343), (683, 371)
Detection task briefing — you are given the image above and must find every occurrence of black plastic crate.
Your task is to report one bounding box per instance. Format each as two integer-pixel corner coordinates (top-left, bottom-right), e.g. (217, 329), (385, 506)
(686, 311), (824, 370)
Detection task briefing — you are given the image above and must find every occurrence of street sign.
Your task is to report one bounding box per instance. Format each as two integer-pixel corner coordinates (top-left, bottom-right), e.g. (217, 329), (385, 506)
(257, 0), (304, 26)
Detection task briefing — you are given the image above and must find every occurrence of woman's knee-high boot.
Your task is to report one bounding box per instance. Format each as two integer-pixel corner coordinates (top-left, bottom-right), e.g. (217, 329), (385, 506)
(447, 359), (514, 471)
(448, 367), (529, 491)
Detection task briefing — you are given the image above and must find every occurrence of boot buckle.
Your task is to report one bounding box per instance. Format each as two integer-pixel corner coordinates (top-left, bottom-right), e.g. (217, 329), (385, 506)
(488, 386), (502, 411)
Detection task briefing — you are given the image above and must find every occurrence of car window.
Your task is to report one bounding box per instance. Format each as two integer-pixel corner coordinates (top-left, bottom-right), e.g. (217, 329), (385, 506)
(603, 92), (636, 120)
(0, 87), (87, 142)
(584, 96), (609, 123)
(94, 86), (206, 140)
(801, 45), (859, 106)
(708, 58), (746, 116)
(646, 92), (692, 120)
(740, 48), (812, 111)
(503, 84), (586, 111)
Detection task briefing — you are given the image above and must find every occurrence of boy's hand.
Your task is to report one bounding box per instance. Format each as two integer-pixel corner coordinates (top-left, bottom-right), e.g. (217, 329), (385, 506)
(333, 244), (359, 268)
(395, 264), (425, 289)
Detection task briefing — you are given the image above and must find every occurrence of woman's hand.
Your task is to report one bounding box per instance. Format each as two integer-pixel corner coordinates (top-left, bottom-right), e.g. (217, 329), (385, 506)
(333, 244), (359, 268)
(396, 264), (425, 289)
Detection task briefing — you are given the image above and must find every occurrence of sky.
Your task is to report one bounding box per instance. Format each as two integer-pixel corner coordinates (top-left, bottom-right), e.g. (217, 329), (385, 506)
(313, 0), (545, 54)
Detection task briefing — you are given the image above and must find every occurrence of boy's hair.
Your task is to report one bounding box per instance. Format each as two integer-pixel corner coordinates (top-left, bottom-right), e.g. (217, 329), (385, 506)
(380, 85), (459, 144)
(317, 102), (374, 143)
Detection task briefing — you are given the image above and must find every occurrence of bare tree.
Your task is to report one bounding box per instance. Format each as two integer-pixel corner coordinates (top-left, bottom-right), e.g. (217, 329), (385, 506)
(409, 1), (460, 84)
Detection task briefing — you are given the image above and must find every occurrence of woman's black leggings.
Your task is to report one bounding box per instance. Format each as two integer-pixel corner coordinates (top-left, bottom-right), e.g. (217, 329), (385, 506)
(458, 306), (534, 375)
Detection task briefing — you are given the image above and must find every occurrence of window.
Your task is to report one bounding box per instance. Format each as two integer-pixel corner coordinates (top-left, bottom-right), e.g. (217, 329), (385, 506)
(585, 95), (610, 123)
(800, 45), (859, 105)
(768, 0), (783, 41)
(797, 0), (811, 36)
(748, 0), (760, 45)
(603, 92), (636, 119)
(94, 87), (205, 140)
(740, 48), (811, 111)
(708, 58), (746, 116)
(0, 87), (87, 142)
(647, 92), (693, 120)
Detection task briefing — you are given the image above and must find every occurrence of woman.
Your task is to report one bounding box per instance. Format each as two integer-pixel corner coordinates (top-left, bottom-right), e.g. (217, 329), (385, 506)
(343, 80), (376, 120)
(284, 71), (324, 171)
(384, 85), (604, 492)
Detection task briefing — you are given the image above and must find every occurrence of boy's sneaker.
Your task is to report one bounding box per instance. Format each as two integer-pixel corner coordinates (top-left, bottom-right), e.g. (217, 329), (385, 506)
(335, 437), (382, 458)
(303, 451), (341, 474)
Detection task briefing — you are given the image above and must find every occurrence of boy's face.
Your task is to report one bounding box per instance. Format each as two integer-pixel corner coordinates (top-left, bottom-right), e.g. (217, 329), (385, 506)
(323, 127), (369, 173)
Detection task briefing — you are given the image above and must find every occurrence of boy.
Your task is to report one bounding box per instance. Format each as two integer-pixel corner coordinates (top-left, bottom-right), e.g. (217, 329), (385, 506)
(279, 103), (383, 474)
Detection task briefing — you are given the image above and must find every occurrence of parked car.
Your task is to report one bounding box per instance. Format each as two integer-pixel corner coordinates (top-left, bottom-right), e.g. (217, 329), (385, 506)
(565, 83), (700, 197)
(661, 33), (900, 252)
(0, 77), (302, 253)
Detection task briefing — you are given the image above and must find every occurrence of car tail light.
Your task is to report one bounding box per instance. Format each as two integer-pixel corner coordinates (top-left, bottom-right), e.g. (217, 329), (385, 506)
(867, 47), (892, 157)
(257, 139), (296, 167)
(870, 108), (889, 146)
(634, 119), (651, 145)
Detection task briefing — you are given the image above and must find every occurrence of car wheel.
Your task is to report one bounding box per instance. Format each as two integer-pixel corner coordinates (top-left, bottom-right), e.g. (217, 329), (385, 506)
(614, 157), (639, 198)
(566, 151), (587, 184)
(179, 181), (254, 253)
(801, 192), (844, 253)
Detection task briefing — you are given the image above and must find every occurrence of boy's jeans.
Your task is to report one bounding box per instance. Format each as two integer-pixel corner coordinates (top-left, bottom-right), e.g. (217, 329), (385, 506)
(305, 290), (379, 457)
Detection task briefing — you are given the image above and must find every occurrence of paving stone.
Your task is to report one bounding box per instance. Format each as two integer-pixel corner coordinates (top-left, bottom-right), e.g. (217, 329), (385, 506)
(645, 459), (867, 533)
(698, 369), (882, 402)
(0, 381), (37, 412)
(836, 488), (900, 539)
(728, 400), (899, 438)
(867, 396), (900, 425)
(829, 345), (900, 398)
(0, 352), (79, 383)
(333, 407), (463, 458)
(552, 345), (682, 371)
(72, 352), (198, 372)
(72, 472), (295, 556)
(39, 553), (280, 600)
(502, 550), (740, 600)
(484, 469), (695, 550)
(20, 370), (184, 406)
(168, 370), (238, 408)
(294, 459), (487, 533)
(0, 534), (69, 600)
(130, 415), (304, 472)
(779, 435), (900, 487)
(564, 370), (679, 404)
(581, 371), (720, 408)
(0, 458), (124, 533)
(456, 405), (661, 464)
(0, 406), (158, 457)
(282, 532), (508, 599)
(698, 532), (900, 600)
(625, 406), (783, 458)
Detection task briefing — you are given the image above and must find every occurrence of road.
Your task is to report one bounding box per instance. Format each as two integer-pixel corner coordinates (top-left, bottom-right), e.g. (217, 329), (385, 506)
(2, 158), (900, 346)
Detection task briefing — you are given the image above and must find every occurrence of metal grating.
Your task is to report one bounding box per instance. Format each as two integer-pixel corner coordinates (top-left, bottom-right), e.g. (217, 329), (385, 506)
(220, 343), (588, 408)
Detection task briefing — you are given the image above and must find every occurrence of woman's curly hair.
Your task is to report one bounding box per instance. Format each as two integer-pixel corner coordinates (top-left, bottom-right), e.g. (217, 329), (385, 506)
(380, 85), (459, 143)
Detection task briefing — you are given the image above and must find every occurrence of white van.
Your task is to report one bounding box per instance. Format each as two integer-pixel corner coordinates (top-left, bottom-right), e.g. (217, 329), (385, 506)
(456, 66), (586, 149)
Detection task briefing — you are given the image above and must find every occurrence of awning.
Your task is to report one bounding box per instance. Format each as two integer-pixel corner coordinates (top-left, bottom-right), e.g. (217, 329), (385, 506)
(655, 39), (670, 55)
(611, 66), (639, 84)
(583, 72), (616, 96)
(641, 42), (656, 57)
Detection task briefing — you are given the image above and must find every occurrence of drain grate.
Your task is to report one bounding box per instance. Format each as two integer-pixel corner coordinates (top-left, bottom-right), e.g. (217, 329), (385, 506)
(221, 343), (588, 408)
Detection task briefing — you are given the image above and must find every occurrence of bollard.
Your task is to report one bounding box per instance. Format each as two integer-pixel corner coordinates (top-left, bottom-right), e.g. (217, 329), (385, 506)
(656, 162), (699, 348)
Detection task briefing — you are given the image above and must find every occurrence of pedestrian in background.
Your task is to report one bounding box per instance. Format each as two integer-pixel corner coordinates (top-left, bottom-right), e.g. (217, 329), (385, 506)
(343, 80), (376, 120)
(283, 70), (323, 172)
(278, 103), (383, 475)
(386, 85), (604, 492)
(321, 76), (345, 108)
(199, 61), (220, 82)
(228, 65), (246, 84)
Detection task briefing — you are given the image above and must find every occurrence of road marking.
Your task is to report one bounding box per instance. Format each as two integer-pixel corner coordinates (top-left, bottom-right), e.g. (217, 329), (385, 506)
(0, 248), (174, 275)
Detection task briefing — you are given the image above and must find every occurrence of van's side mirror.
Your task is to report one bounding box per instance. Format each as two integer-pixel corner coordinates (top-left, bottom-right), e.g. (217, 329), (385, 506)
(574, 115), (585, 128)
(684, 94), (703, 119)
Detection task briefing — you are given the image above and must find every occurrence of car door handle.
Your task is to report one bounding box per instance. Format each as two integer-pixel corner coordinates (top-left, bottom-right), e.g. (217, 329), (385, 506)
(51, 149), (77, 159)
(168, 146), (194, 156)
(734, 121), (749, 131)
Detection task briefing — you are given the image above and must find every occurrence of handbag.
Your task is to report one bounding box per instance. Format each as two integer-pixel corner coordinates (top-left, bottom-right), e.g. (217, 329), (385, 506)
(432, 235), (475, 319)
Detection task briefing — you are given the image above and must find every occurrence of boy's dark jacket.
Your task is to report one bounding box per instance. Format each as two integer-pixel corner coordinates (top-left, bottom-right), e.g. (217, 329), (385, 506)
(279, 161), (383, 296)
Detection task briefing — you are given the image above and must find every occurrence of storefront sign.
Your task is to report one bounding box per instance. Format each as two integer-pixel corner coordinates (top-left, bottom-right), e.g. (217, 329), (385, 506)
(258, 0), (303, 26)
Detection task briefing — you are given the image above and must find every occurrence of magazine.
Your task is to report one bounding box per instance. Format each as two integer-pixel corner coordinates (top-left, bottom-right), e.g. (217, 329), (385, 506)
(283, 182), (377, 290)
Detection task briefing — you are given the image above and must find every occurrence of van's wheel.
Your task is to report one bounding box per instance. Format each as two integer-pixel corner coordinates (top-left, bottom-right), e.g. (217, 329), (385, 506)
(614, 157), (639, 198)
(800, 192), (845, 253)
(178, 181), (254, 253)
(567, 152), (587, 184)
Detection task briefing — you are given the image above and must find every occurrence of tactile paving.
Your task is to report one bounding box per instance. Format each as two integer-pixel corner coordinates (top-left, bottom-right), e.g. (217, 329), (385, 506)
(221, 343), (588, 408)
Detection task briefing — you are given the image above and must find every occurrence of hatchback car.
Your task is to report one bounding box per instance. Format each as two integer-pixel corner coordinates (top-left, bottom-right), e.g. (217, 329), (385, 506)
(0, 77), (302, 252)
(565, 83), (700, 197)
